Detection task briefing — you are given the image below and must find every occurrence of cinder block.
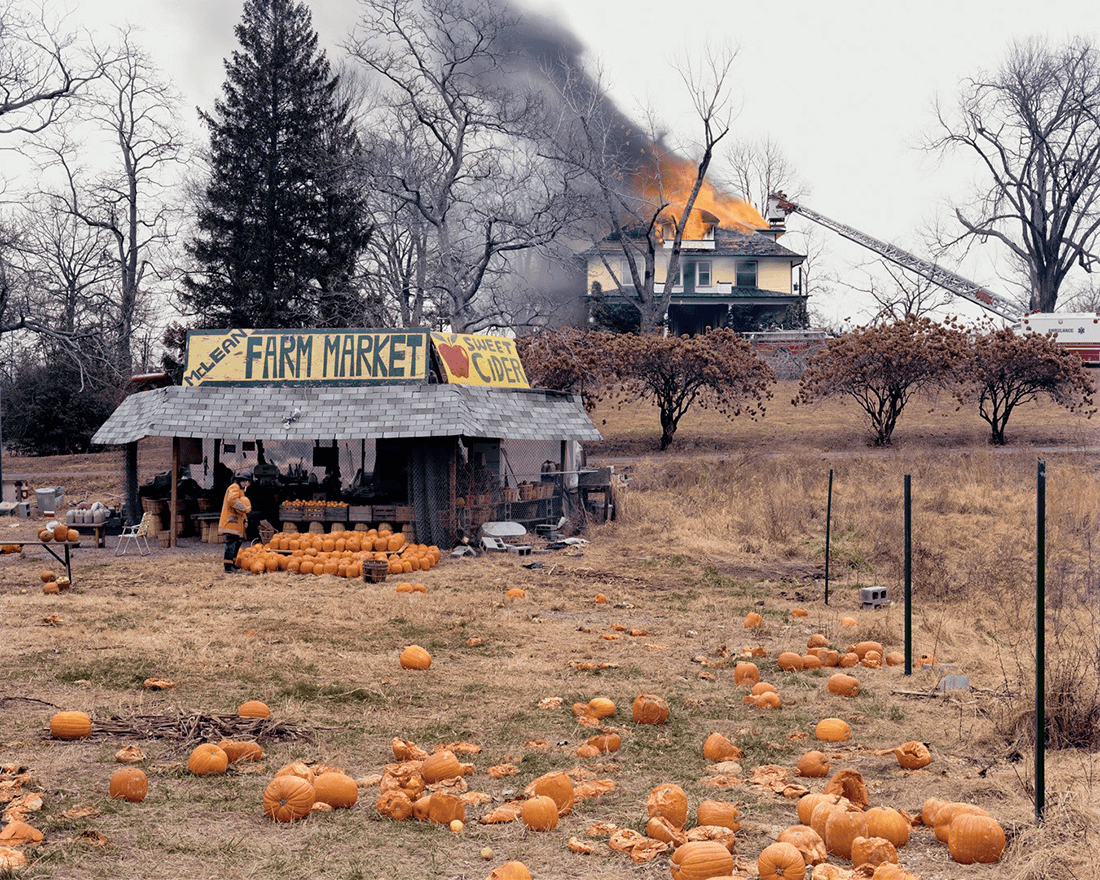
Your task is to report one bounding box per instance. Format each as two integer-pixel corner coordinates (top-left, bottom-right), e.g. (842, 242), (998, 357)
(859, 586), (889, 610)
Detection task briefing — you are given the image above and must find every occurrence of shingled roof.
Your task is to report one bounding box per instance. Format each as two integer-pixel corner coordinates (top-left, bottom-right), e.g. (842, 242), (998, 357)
(91, 384), (602, 446)
(585, 225), (804, 260)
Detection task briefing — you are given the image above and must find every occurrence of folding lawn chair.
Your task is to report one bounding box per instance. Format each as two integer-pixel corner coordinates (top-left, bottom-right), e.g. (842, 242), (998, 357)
(115, 511), (153, 556)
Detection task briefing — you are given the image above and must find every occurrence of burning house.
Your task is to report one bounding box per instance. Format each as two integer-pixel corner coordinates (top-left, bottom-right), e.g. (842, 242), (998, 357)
(584, 183), (807, 337)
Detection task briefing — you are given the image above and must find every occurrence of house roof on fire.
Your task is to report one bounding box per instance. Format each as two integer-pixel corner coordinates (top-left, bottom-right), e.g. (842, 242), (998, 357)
(586, 225), (805, 260)
(91, 384), (602, 446)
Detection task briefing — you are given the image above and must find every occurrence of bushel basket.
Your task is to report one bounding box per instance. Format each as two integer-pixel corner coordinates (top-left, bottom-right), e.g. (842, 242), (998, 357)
(363, 559), (389, 583)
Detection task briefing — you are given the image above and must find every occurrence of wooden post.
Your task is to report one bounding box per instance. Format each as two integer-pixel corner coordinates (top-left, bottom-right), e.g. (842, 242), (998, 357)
(124, 442), (140, 526)
(170, 436), (179, 548)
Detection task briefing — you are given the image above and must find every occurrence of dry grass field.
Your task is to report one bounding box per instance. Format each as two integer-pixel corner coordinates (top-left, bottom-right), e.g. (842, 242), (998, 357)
(2, 381), (1100, 880)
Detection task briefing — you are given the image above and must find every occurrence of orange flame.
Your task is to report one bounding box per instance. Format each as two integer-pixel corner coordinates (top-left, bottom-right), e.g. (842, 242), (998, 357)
(635, 154), (766, 240)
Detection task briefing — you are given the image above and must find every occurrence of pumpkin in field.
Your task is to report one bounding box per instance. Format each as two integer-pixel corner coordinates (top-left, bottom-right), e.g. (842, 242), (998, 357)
(420, 750), (463, 783)
(632, 693), (668, 724)
(587, 696), (615, 718)
(263, 774), (315, 822)
(487, 862), (531, 880)
(865, 806), (911, 848)
(823, 769), (869, 809)
(757, 841), (807, 880)
(108, 767), (148, 802)
(275, 760), (315, 784)
(947, 812), (1006, 864)
(776, 825), (827, 866)
(815, 717), (850, 742)
(587, 732), (621, 754)
(50, 710), (91, 740)
(827, 673), (860, 697)
(528, 770), (574, 816)
(217, 740), (265, 763)
(42, 581), (60, 594)
(791, 607), (809, 617)
(733, 662), (760, 686)
(933, 803), (992, 843)
(894, 740), (932, 770)
(824, 807), (870, 860)
(797, 792), (834, 826)
(851, 836), (899, 868)
(669, 840), (734, 880)
(696, 799), (740, 831)
(776, 651), (803, 671)
(505, 587), (526, 598)
(796, 750), (830, 778)
(743, 612), (763, 628)
(400, 644), (432, 670)
(646, 783), (688, 829)
(427, 791), (466, 825)
(376, 790), (414, 821)
(40, 570), (55, 583)
(313, 771), (358, 808)
(702, 731), (740, 762)
(238, 699), (270, 718)
(808, 633), (828, 648)
(187, 744), (229, 776)
(520, 795), (559, 831)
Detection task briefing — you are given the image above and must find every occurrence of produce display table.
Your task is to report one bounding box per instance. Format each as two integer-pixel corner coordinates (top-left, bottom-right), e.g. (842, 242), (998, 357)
(1, 540), (73, 580)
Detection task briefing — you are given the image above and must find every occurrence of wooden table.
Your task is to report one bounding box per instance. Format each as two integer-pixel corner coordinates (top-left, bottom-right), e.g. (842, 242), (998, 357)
(2, 541), (73, 580)
(86, 522), (107, 549)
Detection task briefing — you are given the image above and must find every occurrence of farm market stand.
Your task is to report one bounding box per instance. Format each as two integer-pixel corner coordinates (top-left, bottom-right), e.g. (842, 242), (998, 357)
(92, 328), (601, 550)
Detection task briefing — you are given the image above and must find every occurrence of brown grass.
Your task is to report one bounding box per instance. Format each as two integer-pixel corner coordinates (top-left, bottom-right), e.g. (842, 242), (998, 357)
(2, 381), (1099, 879)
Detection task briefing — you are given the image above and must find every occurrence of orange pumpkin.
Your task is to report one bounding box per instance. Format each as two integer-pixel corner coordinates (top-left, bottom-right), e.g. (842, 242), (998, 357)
(50, 710), (91, 740)
(796, 750), (830, 778)
(947, 812), (1006, 864)
(427, 791), (466, 825)
(776, 824), (827, 866)
(375, 789), (414, 821)
(851, 835), (899, 868)
(777, 651), (804, 671)
(757, 841), (807, 880)
(520, 795), (559, 831)
(669, 840), (734, 880)
(529, 770), (575, 816)
(865, 806), (910, 848)
(827, 673), (860, 697)
(824, 807), (870, 860)
(646, 783), (688, 829)
(238, 699), (270, 718)
(702, 731), (740, 762)
(733, 661), (760, 686)
(894, 740), (932, 770)
(487, 862), (531, 880)
(187, 744), (229, 776)
(313, 771), (359, 808)
(587, 697), (616, 718)
(108, 767), (148, 802)
(399, 644), (432, 670)
(814, 717), (851, 742)
(696, 799), (741, 831)
(421, 750), (461, 783)
(218, 740), (265, 763)
(632, 693), (669, 724)
(263, 774), (315, 821)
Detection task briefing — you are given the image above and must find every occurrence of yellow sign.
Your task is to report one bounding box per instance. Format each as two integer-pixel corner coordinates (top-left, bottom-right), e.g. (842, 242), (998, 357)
(183, 329), (430, 386)
(430, 332), (529, 388)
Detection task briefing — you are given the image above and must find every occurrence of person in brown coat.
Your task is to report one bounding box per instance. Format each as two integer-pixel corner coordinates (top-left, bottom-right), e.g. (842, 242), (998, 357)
(218, 471), (252, 573)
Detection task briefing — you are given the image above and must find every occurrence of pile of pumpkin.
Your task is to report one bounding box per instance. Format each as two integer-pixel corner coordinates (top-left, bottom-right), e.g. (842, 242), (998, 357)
(36, 523), (82, 543)
(234, 528), (441, 577)
(39, 569), (72, 594)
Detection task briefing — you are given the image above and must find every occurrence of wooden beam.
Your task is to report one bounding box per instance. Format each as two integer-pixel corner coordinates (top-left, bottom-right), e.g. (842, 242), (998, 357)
(170, 436), (179, 548)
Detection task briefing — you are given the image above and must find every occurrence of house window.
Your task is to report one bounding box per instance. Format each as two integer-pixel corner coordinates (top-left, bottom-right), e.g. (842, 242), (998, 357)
(620, 260), (633, 287)
(736, 260), (757, 288)
(696, 261), (711, 287)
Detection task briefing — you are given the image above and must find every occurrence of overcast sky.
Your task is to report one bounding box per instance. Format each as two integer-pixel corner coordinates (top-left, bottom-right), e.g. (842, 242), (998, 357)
(58, 0), (1096, 325)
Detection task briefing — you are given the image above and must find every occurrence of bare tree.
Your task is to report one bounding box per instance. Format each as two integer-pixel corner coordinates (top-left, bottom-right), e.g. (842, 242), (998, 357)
(553, 45), (739, 334)
(347, 0), (583, 332)
(930, 36), (1100, 312)
(0, 3), (108, 137)
(37, 32), (186, 378)
(723, 135), (799, 215)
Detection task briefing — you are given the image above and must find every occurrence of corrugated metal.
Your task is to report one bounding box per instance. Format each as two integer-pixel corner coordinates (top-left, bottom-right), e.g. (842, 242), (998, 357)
(91, 384), (602, 446)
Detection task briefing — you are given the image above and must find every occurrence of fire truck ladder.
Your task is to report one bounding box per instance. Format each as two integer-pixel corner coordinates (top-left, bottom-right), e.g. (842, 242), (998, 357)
(766, 194), (1023, 322)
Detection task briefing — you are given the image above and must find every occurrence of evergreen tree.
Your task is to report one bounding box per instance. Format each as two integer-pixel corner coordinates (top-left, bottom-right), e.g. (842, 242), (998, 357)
(181, 0), (369, 328)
